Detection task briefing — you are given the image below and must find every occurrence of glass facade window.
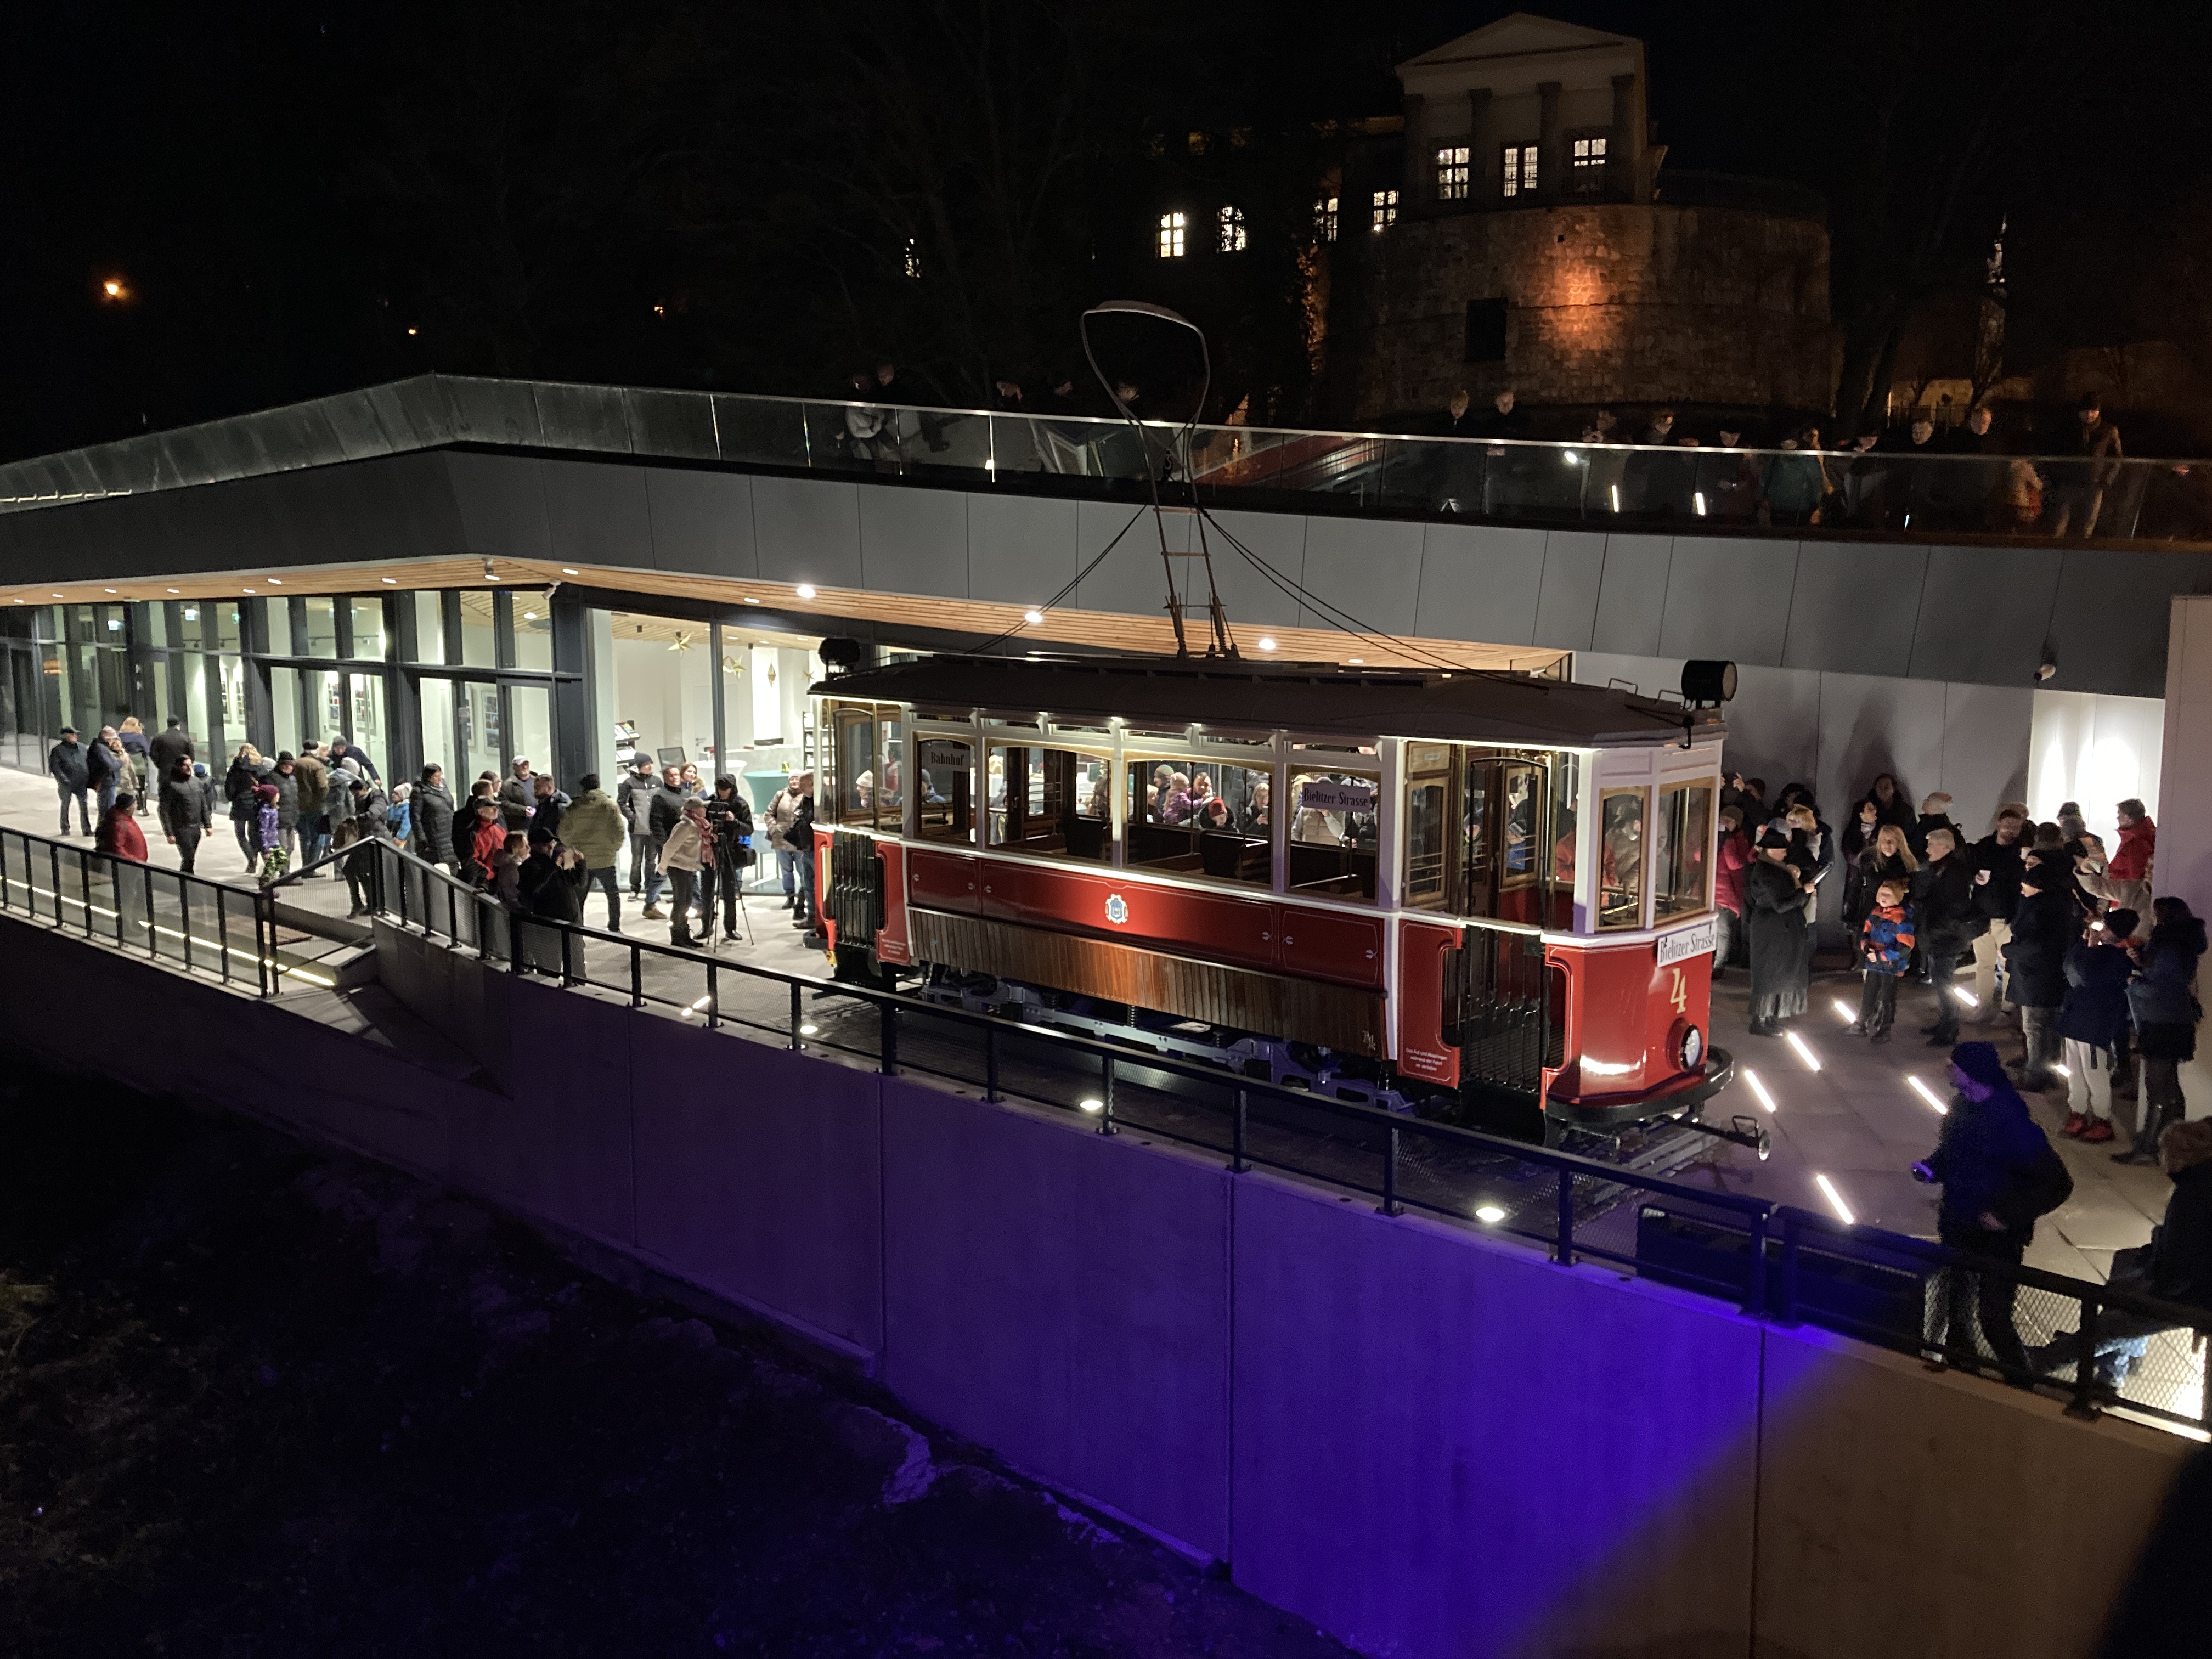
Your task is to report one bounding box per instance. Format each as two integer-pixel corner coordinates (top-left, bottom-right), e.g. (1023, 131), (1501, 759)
(460, 679), (503, 787)
(256, 597), (292, 655)
(270, 666), (304, 758)
(349, 597), (388, 662)
(459, 592), (498, 669)
(1651, 781), (1714, 922)
(511, 591), (552, 672)
(915, 737), (973, 843)
(210, 601), (241, 653)
(418, 676), (456, 777)
(140, 602), (169, 648)
(413, 592), (448, 664)
(989, 744), (1111, 862)
(1125, 755), (1269, 885)
(1599, 786), (1648, 930)
(302, 596), (339, 658)
(217, 654), (247, 755)
(510, 684), (551, 776)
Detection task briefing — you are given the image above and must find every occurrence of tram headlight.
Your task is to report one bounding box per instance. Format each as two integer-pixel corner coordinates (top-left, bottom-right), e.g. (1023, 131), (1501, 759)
(1677, 1023), (1705, 1072)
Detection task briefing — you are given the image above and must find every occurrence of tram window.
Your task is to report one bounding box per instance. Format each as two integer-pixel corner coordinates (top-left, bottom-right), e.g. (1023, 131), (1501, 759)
(831, 704), (879, 828)
(1651, 781), (1714, 922)
(1402, 742), (1452, 910)
(877, 713), (905, 822)
(915, 737), (973, 843)
(1545, 753), (1580, 929)
(1126, 758), (1272, 887)
(1289, 770), (1379, 901)
(1598, 786), (1649, 930)
(988, 744), (1111, 862)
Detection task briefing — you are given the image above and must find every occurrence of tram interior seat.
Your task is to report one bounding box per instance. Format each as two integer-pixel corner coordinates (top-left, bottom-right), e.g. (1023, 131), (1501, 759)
(1288, 842), (1378, 900)
(1064, 816), (1110, 861)
(1199, 831), (1271, 882)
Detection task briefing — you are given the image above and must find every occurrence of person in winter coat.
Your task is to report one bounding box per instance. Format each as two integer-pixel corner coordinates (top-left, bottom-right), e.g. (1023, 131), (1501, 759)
(252, 783), (287, 885)
(657, 798), (713, 947)
(48, 725), (92, 836)
(559, 774), (629, 932)
(147, 715), (194, 782)
(498, 757), (536, 830)
(1852, 877), (1916, 1042)
(1745, 830), (1809, 1035)
(1912, 827), (1980, 1046)
(157, 754), (210, 873)
(765, 772), (807, 911)
(1913, 1041), (2073, 1379)
(411, 765), (456, 864)
(96, 794), (148, 862)
(1968, 806), (2029, 1015)
(88, 727), (128, 816)
(641, 765), (689, 919)
(339, 775), (392, 917)
(1909, 792), (1964, 861)
(267, 753), (302, 857)
(465, 797), (507, 888)
(117, 717), (152, 813)
(526, 773), (570, 844)
(292, 744), (331, 867)
(2031, 1117), (2212, 1389)
(618, 757), (660, 898)
(2080, 799), (2157, 920)
(702, 776), (755, 941)
(516, 840), (588, 973)
(785, 773), (817, 934)
(2058, 907), (2140, 1144)
(456, 781), (496, 868)
(2006, 871), (2079, 1090)
(193, 762), (219, 831)
(1844, 823), (1918, 936)
(1712, 806), (1754, 975)
(1841, 773), (1915, 863)
(328, 735), (380, 784)
(2115, 898), (2208, 1167)
(487, 832), (527, 912)
(386, 782), (413, 850)
(225, 744), (269, 868)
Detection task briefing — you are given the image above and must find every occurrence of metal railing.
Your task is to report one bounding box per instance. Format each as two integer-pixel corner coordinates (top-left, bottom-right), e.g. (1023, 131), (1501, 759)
(1, 373), (2203, 545)
(5, 817), (2207, 1435)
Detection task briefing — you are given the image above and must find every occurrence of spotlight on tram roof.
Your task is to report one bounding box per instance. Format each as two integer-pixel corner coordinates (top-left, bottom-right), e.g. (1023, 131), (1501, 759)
(819, 636), (866, 675)
(1681, 659), (1737, 706)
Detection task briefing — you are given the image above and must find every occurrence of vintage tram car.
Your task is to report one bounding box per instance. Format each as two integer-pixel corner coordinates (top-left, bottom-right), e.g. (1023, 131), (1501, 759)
(805, 653), (1734, 1141)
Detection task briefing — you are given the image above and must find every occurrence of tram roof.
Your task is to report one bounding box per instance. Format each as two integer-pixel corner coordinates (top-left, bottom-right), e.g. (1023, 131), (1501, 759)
(813, 655), (1724, 749)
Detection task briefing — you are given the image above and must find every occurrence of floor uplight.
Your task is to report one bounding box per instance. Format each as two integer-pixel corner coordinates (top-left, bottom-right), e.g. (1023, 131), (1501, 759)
(1951, 986), (1980, 1008)
(1908, 1075), (1949, 1114)
(1742, 1069), (1779, 1113)
(1831, 998), (1857, 1022)
(798, 1022), (819, 1037)
(1815, 1173), (1857, 1225)
(1785, 1030), (1822, 1072)
(1474, 1204), (1507, 1224)
(1079, 1097), (1105, 1114)
(2051, 1061), (2071, 1077)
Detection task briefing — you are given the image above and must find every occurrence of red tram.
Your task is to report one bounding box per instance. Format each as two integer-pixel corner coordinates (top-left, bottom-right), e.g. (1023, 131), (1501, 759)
(805, 653), (1738, 1144)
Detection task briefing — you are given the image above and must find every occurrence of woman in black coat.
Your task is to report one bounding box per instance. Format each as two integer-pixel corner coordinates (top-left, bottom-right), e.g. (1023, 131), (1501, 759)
(223, 744), (270, 870)
(1745, 830), (1809, 1036)
(411, 764), (457, 869)
(1844, 823), (1919, 934)
(2118, 898), (2209, 1166)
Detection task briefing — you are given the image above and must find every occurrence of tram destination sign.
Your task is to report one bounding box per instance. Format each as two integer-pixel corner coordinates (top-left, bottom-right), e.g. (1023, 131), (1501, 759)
(1298, 780), (1376, 812)
(1655, 918), (1717, 968)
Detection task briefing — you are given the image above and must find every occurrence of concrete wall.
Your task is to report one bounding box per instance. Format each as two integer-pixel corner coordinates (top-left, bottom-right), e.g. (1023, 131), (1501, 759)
(0, 911), (2192, 1657)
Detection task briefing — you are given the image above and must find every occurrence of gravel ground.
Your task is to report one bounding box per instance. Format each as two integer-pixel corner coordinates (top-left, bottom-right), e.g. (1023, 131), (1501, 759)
(0, 1049), (1347, 1659)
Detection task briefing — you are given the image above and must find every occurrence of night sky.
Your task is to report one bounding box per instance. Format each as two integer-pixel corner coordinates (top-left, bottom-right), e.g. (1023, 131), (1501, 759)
(3, 1), (2205, 458)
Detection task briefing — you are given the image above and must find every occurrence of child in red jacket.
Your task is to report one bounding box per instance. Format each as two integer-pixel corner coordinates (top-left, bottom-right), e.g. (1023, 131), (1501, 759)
(1853, 877), (1917, 1043)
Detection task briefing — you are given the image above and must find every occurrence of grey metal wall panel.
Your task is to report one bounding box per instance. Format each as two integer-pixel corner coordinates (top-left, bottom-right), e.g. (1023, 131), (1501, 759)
(1939, 682), (2035, 830)
(1299, 516), (1424, 636)
(541, 459), (654, 569)
(1413, 523), (1543, 647)
(1590, 534), (1673, 657)
(1779, 541), (1926, 676)
(1192, 507), (1305, 631)
(1070, 498), (1175, 618)
(1813, 670), (1949, 827)
(856, 480), (967, 598)
(2044, 549), (2212, 701)
(1906, 545), (2062, 686)
(644, 470), (759, 582)
(1532, 530), (1605, 651)
(444, 453), (551, 561)
(1657, 537), (1799, 667)
(752, 475), (863, 589)
(968, 492), (1081, 606)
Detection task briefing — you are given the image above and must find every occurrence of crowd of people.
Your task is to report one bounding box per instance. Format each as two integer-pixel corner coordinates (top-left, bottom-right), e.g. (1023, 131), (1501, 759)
(1417, 389), (2137, 537)
(1713, 772), (2210, 1391)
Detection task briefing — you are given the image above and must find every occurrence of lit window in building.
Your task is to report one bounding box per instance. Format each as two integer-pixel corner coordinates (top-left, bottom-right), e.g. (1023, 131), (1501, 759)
(1501, 143), (1539, 198)
(1218, 205), (1246, 252)
(1314, 196), (1339, 242)
(1157, 211), (1187, 258)
(1436, 145), (1470, 201)
(903, 236), (922, 279)
(1571, 136), (1608, 189)
(1370, 188), (1398, 233)
(1188, 129), (1208, 155)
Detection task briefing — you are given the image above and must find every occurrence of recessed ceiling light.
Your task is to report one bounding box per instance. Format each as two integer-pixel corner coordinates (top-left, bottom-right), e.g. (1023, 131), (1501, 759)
(743, 596), (759, 604)
(522, 611), (537, 620)
(244, 588), (255, 594)
(266, 577), (282, 585)
(561, 568), (578, 575)
(52, 593), (63, 598)
(1346, 657), (1364, 665)
(795, 583), (817, 600)
(103, 587), (116, 594)
(381, 577), (397, 584)
(1023, 608), (1043, 625)
(486, 574), (500, 582)
(166, 588), (180, 594)
(1256, 635), (1277, 651)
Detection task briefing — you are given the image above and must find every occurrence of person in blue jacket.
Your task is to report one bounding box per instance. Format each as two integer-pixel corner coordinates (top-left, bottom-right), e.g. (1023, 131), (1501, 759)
(2058, 907), (2138, 1145)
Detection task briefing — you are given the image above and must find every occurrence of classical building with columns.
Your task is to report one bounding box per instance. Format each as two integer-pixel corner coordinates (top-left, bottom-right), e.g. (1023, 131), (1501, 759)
(1315, 13), (1836, 428)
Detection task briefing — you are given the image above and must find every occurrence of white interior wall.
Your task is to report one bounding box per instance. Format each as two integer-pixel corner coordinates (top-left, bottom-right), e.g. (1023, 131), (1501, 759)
(2026, 690), (2164, 848)
(610, 633), (715, 771)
